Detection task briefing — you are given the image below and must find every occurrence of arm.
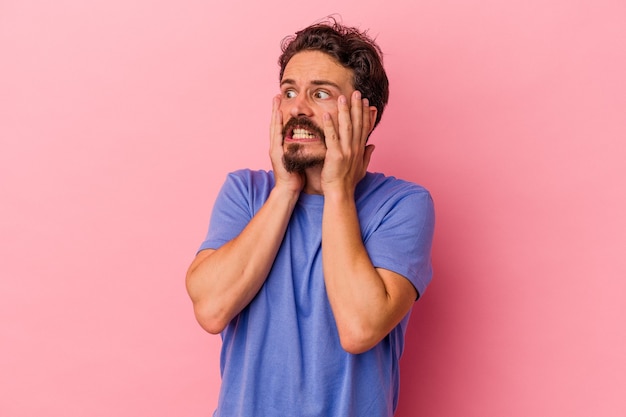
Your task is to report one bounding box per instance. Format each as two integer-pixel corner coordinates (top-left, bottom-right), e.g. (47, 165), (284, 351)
(321, 92), (418, 354)
(186, 96), (303, 334)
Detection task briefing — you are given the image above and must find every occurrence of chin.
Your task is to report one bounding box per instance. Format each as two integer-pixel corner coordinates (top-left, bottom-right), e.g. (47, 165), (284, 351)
(282, 143), (326, 173)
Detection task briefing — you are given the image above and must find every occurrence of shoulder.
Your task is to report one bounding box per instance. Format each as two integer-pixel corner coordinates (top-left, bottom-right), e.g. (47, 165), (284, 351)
(355, 172), (435, 233)
(218, 169), (275, 212)
(357, 172), (433, 205)
(225, 169), (275, 186)
(221, 169), (276, 195)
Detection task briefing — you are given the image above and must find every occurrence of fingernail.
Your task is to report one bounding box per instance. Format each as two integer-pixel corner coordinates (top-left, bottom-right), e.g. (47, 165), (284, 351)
(339, 96), (346, 104)
(354, 91), (361, 100)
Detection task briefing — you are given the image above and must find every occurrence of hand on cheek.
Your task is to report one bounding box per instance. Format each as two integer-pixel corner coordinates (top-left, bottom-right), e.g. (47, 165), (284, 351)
(269, 95), (304, 193)
(321, 91), (376, 195)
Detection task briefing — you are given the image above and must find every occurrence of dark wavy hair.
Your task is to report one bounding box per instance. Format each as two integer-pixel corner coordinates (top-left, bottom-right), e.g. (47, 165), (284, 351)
(278, 19), (389, 129)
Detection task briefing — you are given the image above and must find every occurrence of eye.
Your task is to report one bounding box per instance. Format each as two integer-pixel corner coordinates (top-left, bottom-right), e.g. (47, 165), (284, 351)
(284, 89), (297, 99)
(314, 90), (330, 100)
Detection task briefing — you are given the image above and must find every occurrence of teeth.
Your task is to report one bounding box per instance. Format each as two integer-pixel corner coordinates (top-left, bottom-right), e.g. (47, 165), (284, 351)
(292, 128), (316, 139)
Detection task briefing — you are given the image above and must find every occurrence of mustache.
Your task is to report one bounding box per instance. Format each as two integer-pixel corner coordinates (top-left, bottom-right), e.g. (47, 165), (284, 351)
(282, 116), (325, 141)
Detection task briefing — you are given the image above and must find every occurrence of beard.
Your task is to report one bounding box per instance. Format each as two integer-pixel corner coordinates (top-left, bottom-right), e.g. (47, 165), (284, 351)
(282, 143), (325, 173)
(281, 116), (326, 173)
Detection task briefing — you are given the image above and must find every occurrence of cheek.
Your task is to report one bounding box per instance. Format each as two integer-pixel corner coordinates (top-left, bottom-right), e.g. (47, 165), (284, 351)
(318, 100), (338, 113)
(316, 102), (339, 127)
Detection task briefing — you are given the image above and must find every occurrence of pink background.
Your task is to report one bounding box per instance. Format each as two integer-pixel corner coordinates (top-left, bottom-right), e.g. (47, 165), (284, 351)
(1, 0), (625, 415)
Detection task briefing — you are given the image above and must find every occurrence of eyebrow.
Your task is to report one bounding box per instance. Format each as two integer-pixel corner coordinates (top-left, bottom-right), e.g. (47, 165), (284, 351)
(280, 78), (343, 90)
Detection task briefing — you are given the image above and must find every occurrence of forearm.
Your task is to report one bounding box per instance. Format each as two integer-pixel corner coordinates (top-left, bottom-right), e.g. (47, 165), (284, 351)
(322, 190), (417, 353)
(186, 186), (300, 333)
(322, 193), (389, 350)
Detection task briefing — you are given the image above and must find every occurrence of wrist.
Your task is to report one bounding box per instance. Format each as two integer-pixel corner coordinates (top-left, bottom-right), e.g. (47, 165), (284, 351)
(322, 186), (354, 204)
(321, 177), (355, 199)
(271, 182), (302, 203)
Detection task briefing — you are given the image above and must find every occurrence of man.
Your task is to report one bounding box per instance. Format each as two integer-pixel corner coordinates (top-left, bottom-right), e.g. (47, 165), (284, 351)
(186, 19), (435, 417)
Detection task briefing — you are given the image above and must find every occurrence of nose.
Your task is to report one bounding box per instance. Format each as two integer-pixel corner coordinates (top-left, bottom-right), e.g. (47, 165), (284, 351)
(290, 93), (314, 118)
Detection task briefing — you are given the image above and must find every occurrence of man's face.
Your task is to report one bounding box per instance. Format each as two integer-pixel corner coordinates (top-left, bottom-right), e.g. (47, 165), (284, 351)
(279, 50), (355, 172)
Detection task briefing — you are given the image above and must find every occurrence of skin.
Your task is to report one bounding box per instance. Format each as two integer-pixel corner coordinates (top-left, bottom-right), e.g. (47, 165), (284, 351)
(186, 50), (417, 354)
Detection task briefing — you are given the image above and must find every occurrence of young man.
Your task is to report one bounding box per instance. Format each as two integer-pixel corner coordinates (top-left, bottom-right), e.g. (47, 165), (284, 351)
(186, 20), (435, 416)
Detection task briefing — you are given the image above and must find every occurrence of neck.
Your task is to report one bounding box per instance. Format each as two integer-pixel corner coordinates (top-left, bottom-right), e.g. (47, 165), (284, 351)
(302, 165), (323, 195)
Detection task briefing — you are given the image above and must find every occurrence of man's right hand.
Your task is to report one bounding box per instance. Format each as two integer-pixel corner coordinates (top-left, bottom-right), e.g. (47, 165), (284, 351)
(270, 95), (305, 193)
(186, 96), (304, 334)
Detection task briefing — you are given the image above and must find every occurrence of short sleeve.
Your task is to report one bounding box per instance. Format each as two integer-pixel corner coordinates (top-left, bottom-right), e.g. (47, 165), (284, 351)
(364, 190), (435, 297)
(197, 170), (275, 252)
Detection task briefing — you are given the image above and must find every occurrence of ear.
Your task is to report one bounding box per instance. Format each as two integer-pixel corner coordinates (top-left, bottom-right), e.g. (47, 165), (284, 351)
(368, 106), (378, 134)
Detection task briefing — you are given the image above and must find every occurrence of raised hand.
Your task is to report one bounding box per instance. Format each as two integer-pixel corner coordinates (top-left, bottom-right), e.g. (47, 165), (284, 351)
(269, 95), (305, 193)
(320, 90), (376, 197)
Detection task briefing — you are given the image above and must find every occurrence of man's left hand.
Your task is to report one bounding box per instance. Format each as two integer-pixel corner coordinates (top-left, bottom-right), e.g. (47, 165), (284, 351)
(320, 90), (376, 197)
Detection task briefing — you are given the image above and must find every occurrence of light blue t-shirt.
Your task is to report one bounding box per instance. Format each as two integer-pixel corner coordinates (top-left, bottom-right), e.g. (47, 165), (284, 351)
(199, 169), (435, 417)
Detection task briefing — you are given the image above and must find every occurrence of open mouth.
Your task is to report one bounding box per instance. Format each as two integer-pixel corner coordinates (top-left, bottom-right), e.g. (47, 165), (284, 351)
(289, 127), (318, 141)
(283, 117), (325, 142)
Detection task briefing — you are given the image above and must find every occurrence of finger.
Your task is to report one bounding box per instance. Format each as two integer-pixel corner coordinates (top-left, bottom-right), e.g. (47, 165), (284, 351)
(361, 99), (372, 144)
(270, 95), (283, 152)
(350, 91), (363, 148)
(322, 112), (339, 152)
(337, 94), (353, 150)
